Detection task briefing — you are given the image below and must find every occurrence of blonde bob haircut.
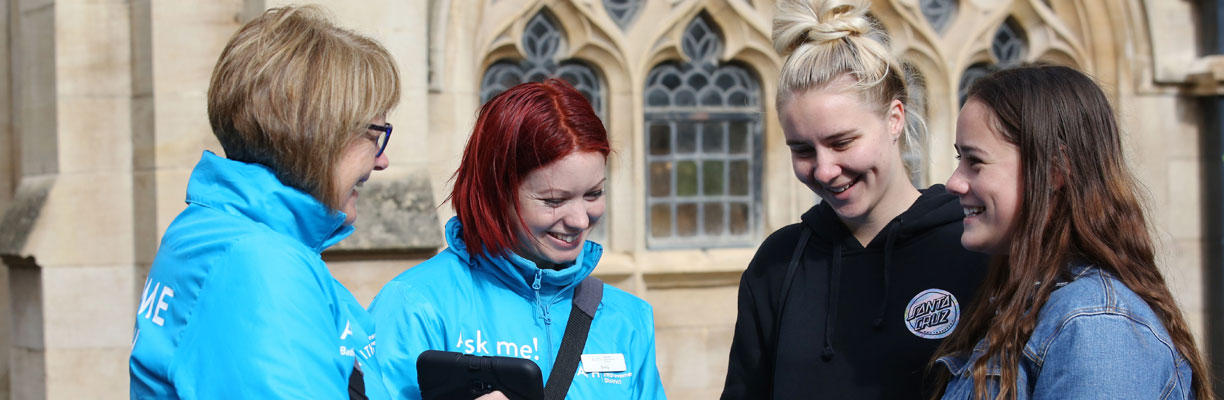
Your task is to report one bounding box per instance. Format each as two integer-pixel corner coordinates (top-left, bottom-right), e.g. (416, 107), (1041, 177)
(208, 5), (401, 210)
(773, 0), (925, 177)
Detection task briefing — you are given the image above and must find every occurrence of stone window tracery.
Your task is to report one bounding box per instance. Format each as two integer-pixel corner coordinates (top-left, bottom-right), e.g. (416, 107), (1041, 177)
(957, 17), (1028, 106)
(602, 0), (642, 30)
(480, 10), (605, 117)
(643, 15), (762, 248)
(919, 0), (957, 34)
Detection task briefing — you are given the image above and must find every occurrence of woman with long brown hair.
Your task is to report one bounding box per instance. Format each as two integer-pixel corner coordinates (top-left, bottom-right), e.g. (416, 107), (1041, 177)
(936, 64), (1212, 399)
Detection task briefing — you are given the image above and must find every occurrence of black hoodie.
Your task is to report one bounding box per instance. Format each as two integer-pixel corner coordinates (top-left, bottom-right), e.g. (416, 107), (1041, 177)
(721, 185), (989, 399)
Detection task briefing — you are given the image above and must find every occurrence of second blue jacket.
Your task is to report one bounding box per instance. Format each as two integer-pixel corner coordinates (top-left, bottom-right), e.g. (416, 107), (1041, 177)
(369, 217), (667, 399)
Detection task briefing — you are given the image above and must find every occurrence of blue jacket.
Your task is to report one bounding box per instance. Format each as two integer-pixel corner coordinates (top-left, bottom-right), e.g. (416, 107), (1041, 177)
(129, 151), (390, 399)
(937, 266), (1195, 399)
(369, 217), (667, 399)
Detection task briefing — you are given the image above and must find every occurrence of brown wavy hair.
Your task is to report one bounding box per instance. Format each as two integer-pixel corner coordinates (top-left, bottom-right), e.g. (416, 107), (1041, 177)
(930, 65), (1212, 399)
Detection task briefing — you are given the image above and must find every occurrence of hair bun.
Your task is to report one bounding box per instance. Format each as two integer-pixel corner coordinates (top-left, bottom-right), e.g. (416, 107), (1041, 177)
(809, 13), (870, 41)
(773, 0), (873, 55)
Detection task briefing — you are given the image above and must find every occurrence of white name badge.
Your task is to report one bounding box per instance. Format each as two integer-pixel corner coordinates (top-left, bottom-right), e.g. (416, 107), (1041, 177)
(580, 353), (627, 373)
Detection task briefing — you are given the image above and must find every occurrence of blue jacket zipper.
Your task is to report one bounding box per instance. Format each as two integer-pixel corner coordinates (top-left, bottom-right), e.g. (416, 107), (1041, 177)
(531, 270), (554, 373)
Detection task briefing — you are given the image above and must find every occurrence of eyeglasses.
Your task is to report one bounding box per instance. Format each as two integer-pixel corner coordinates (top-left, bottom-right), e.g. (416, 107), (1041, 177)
(368, 122), (392, 158)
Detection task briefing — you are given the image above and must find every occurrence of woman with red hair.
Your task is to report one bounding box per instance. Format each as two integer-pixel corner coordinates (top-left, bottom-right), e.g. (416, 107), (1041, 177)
(370, 79), (667, 399)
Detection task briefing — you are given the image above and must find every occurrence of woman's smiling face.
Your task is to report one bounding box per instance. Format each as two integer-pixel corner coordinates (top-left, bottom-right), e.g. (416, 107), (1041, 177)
(513, 151), (607, 268)
(779, 78), (909, 225)
(945, 98), (1023, 255)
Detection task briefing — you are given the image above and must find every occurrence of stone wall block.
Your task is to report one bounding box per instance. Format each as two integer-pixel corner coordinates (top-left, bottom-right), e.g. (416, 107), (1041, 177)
(1167, 159), (1201, 240)
(151, 95), (220, 169)
(17, 4), (57, 177)
(7, 258), (43, 351)
(150, 1), (242, 96)
(1167, 239), (1206, 347)
(330, 170), (443, 251)
(131, 94), (155, 171)
(53, 0), (131, 98)
(44, 347), (128, 399)
(644, 285), (738, 329)
(11, 346), (46, 400)
(130, 0), (153, 98)
(0, 176), (54, 256)
(56, 97), (132, 174)
(21, 174), (133, 267)
(41, 265), (134, 349)
(17, 0), (51, 13)
(132, 170), (158, 265)
(153, 168), (192, 243)
(655, 326), (733, 400)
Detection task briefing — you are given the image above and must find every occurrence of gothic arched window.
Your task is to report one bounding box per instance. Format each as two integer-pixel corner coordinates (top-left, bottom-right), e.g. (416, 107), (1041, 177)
(480, 10), (605, 116)
(958, 17), (1028, 105)
(643, 15), (762, 248)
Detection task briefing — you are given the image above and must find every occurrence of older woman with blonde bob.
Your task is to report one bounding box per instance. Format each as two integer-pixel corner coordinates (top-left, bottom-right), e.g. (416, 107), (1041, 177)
(130, 6), (400, 399)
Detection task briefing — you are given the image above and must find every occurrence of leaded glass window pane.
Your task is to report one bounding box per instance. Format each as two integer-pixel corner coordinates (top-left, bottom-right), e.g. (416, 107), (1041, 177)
(919, 0), (957, 35)
(992, 18), (1027, 65)
(479, 9), (609, 242)
(958, 17), (1027, 107)
(603, 0), (642, 30)
(644, 15), (762, 248)
(958, 62), (992, 106)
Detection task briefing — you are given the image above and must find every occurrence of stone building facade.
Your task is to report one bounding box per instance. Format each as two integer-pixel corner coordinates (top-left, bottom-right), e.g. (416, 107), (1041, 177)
(0, 0), (1220, 398)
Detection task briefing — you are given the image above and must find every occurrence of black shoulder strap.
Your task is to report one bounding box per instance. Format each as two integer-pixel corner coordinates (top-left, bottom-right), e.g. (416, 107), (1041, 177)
(348, 360), (368, 400)
(544, 276), (603, 400)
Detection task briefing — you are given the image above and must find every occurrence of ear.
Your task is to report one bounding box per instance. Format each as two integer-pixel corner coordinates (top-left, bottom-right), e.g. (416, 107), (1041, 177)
(887, 99), (905, 142)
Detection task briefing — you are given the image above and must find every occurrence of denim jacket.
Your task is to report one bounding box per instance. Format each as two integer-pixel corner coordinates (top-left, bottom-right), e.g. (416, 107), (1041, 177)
(937, 266), (1195, 399)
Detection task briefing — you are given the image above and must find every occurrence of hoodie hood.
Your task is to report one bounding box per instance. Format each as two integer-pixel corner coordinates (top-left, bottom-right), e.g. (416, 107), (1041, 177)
(185, 151), (354, 252)
(791, 184), (963, 361)
(442, 216), (602, 300)
(801, 184), (963, 249)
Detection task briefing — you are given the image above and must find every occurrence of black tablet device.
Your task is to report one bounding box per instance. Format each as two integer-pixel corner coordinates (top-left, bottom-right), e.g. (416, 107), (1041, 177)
(416, 350), (545, 400)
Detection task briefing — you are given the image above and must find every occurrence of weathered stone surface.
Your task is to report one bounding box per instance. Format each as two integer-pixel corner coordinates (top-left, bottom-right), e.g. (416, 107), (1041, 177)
(44, 347), (129, 400)
(330, 170), (444, 251)
(0, 176), (54, 256)
(11, 346), (46, 400)
(5, 256), (43, 351)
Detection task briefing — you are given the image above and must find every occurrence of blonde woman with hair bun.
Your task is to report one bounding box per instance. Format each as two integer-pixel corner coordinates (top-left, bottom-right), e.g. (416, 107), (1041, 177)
(721, 0), (988, 398)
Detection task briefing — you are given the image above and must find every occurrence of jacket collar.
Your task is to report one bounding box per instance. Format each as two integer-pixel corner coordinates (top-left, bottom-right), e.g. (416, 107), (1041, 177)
(185, 151), (354, 252)
(443, 216), (601, 298)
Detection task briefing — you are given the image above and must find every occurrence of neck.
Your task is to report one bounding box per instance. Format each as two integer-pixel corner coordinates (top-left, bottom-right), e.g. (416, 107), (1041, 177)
(535, 261), (565, 271)
(842, 175), (920, 246)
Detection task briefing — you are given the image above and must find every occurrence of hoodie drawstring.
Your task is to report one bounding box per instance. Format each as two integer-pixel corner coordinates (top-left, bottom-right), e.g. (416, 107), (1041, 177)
(873, 220), (903, 329)
(821, 243), (842, 361)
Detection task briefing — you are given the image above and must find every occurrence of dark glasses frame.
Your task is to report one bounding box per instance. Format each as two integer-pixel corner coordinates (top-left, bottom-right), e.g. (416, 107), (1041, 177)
(368, 122), (392, 157)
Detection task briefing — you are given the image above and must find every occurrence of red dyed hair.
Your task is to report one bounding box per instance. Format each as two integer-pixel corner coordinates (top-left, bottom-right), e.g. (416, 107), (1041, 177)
(449, 79), (610, 258)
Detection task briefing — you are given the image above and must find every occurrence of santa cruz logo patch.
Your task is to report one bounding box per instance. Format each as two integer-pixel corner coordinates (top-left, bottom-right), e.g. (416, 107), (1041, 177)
(904, 289), (959, 339)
